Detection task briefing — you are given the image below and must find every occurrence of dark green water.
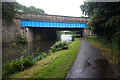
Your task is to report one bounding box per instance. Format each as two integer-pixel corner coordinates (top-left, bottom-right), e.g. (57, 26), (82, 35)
(2, 40), (56, 63)
(2, 35), (73, 63)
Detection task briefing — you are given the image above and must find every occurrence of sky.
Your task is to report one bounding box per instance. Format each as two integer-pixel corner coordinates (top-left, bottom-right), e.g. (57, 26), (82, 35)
(17, 0), (86, 17)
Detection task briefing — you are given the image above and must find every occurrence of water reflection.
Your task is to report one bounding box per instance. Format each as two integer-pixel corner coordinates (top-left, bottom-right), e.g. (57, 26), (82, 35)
(2, 41), (55, 63)
(2, 34), (73, 63)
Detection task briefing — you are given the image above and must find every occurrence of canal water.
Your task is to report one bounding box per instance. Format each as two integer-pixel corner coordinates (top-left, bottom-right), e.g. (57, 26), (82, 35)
(2, 34), (73, 63)
(2, 41), (56, 63)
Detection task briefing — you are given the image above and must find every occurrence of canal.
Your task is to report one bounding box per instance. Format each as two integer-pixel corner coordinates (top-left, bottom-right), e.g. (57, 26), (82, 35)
(2, 34), (73, 63)
(2, 40), (56, 63)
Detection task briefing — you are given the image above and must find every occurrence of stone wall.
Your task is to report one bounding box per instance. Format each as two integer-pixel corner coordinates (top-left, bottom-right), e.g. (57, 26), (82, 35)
(2, 19), (21, 42)
(83, 29), (94, 36)
(15, 13), (89, 23)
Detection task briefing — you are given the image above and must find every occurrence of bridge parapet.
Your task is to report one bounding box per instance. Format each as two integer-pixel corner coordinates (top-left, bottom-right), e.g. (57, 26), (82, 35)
(15, 13), (89, 23)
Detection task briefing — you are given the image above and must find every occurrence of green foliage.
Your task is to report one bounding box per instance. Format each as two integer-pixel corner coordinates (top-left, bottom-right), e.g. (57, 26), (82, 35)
(36, 55), (42, 61)
(15, 2), (45, 14)
(42, 53), (47, 58)
(50, 41), (69, 53)
(63, 31), (81, 35)
(16, 33), (26, 43)
(3, 52), (49, 77)
(56, 31), (62, 41)
(80, 2), (120, 53)
(2, 2), (16, 24)
(72, 35), (75, 41)
(2, 56), (34, 78)
(63, 31), (82, 37)
(80, 2), (120, 17)
(2, 2), (45, 25)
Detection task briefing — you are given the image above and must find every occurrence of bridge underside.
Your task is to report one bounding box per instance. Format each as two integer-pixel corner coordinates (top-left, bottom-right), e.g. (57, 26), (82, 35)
(21, 20), (86, 42)
(26, 27), (84, 43)
(27, 28), (57, 42)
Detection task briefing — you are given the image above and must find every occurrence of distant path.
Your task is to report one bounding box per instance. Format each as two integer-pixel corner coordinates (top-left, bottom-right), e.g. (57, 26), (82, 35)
(66, 38), (117, 78)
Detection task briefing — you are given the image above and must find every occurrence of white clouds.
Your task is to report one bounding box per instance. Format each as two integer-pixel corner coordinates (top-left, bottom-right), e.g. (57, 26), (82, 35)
(17, 0), (85, 17)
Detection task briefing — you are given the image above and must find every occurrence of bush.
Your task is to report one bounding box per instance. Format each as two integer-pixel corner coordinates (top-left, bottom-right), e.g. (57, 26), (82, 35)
(36, 55), (42, 61)
(3, 53), (49, 77)
(43, 53), (47, 58)
(50, 41), (69, 53)
(2, 56), (34, 78)
(72, 35), (75, 41)
(16, 33), (26, 43)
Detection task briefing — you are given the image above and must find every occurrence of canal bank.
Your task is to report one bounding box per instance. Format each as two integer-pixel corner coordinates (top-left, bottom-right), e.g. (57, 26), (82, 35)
(2, 34), (74, 77)
(7, 38), (81, 78)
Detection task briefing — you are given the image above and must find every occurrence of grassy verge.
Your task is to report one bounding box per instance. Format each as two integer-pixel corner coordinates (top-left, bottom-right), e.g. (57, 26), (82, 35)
(85, 36), (120, 77)
(3, 40), (69, 78)
(8, 38), (81, 78)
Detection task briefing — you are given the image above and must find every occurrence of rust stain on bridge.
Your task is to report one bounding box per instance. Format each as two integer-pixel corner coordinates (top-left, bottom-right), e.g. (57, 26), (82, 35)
(15, 13), (89, 23)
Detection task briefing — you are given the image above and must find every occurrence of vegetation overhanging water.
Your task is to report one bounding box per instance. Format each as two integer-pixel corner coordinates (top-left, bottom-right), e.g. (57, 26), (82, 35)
(2, 34), (74, 78)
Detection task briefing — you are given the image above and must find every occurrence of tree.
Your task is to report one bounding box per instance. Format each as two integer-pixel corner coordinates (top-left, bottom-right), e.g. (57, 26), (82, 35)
(15, 3), (45, 14)
(80, 2), (120, 52)
(2, 2), (16, 24)
(2, 2), (45, 24)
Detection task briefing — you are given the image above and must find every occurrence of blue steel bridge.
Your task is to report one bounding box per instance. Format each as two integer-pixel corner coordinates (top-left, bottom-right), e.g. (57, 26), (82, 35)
(16, 13), (88, 29)
(15, 13), (89, 42)
(21, 20), (86, 28)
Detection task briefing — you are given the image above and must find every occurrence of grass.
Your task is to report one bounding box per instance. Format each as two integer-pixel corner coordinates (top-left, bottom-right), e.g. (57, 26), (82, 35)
(3, 40), (70, 78)
(85, 36), (120, 77)
(8, 38), (81, 78)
